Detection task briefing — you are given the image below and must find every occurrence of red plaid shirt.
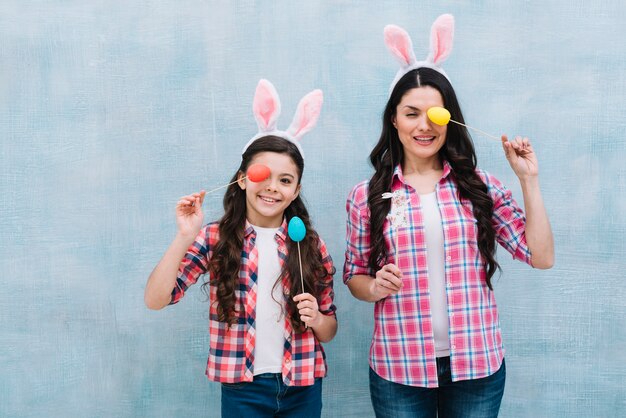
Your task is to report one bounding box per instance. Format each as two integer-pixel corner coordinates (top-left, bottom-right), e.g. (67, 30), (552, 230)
(344, 162), (532, 388)
(170, 219), (336, 386)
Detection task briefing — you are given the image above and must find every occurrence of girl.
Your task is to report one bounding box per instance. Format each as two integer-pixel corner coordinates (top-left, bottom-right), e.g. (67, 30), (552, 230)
(343, 15), (554, 417)
(145, 80), (337, 418)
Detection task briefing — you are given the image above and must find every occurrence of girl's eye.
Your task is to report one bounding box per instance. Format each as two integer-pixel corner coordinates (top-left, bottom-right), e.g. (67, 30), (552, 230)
(280, 178), (292, 184)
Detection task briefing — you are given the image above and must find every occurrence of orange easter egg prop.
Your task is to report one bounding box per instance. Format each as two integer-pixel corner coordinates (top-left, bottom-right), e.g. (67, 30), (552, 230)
(247, 164), (270, 182)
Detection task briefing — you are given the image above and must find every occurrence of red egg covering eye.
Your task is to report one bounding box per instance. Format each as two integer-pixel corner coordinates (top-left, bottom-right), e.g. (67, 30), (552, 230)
(247, 164), (270, 182)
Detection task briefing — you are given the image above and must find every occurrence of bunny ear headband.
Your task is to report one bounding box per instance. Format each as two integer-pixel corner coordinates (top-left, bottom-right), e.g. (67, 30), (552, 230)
(384, 14), (455, 92)
(241, 79), (324, 159)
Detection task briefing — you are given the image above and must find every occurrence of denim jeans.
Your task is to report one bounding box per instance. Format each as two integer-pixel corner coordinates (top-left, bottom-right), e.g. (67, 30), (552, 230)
(369, 357), (506, 418)
(220, 373), (322, 418)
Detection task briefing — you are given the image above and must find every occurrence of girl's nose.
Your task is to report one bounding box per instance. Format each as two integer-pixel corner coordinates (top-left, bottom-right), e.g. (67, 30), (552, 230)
(265, 177), (278, 191)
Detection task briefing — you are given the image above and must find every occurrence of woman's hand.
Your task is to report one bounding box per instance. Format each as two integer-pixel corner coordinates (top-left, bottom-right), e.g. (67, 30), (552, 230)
(501, 135), (539, 181)
(371, 263), (403, 301)
(175, 190), (206, 238)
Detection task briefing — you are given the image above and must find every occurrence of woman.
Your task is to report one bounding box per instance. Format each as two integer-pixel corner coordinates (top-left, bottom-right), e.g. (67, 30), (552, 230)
(343, 16), (553, 418)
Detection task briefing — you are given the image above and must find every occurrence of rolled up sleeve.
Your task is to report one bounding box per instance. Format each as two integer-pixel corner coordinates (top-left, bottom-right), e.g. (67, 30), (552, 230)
(170, 225), (212, 305)
(317, 237), (337, 316)
(343, 182), (374, 283)
(483, 173), (532, 266)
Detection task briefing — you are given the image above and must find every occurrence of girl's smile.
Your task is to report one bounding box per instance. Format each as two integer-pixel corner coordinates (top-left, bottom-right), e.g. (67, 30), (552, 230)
(258, 195), (281, 204)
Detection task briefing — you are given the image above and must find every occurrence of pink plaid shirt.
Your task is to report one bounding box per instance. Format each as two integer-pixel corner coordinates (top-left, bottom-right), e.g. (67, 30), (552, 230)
(344, 162), (532, 388)
(171, 219), (336, 386)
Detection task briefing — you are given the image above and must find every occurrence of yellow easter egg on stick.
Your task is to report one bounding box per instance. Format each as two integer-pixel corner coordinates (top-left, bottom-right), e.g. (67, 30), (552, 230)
(427, 107), (451, 126)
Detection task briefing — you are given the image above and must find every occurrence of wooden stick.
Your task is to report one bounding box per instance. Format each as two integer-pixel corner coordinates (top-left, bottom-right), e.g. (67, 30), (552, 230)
(203, 178), (241, 195)
(297, 242), (307, 329)
(449, 119), (500, 141)
(395, 228), (399, 265)
(298, 242), (304, 294)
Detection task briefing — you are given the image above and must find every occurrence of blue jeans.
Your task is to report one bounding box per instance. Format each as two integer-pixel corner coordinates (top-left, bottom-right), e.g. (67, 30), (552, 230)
(220, 373), (322, 418)
(369, 357), (506, 418)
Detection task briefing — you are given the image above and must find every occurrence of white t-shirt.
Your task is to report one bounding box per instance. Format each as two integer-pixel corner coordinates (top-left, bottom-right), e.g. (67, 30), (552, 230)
(252, 225), (286, 375)
(420, 192), (450, 357)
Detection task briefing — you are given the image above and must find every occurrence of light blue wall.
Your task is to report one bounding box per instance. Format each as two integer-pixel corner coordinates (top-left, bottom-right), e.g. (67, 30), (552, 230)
(1, 1), (624, 417)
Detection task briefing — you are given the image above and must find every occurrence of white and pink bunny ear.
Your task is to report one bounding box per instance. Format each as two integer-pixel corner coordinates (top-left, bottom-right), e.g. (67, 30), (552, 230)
(427, 14), (454, 66)
(385, 14), (456, 92)
(384, 25), (417, 68)
(287, 89), (323, 140)
(243, 79), (323, 158)
(253, 79), (281, 133)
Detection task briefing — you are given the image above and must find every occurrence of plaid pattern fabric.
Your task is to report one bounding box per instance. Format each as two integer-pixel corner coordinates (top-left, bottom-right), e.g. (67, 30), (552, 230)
(344, 162), (531, 388)
(171, 219), (336, 386)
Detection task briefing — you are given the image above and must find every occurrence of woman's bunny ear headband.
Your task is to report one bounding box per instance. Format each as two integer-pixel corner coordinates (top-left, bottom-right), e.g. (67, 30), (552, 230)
(384, 14), (455, 93)
(241, 79), (324, 159)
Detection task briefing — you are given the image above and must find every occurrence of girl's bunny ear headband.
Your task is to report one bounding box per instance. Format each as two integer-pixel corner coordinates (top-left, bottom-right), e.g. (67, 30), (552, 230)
(242, 79), (324, 159)
(384, 14), (454, 93)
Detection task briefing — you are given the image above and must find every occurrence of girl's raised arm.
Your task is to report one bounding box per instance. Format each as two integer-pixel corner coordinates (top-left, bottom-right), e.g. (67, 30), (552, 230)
(144, 191), (206, 310)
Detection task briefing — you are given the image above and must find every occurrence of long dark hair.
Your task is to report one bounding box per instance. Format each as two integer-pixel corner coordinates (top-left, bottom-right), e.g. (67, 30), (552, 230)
(204, 136), (334, 330)
(368, 68), (500, 289)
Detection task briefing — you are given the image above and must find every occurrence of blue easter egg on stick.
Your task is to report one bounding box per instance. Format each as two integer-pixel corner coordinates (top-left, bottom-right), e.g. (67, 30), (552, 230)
(288, 216), (306, 242)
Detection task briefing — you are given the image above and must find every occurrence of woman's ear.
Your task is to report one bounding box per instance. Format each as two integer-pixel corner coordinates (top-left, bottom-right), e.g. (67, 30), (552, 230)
(391, 115), (397, 128)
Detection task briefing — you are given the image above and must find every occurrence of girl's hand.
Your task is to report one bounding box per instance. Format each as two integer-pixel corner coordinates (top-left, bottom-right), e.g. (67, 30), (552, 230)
(371, 263), (403, 301)
(293, 293), (323, 328)
(501, 135), (539, 180)
(175, 190), (206, 238)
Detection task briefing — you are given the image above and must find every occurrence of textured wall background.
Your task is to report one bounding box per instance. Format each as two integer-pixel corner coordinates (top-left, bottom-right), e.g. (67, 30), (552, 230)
(1, 1), (624, 417)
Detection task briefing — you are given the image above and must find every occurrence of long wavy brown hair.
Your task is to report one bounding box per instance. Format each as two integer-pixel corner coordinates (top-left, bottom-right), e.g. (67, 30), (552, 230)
(368, 68), (500, 289)
(203, 136), (335, 330)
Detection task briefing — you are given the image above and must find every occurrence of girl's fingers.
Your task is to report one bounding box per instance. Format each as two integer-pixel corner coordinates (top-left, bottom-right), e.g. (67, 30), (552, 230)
(178, 192), (204, 201)
(296, 300), (318, 311)
(176, 192), (207, 212)
(293, 293), (314, 303)
(299, 308), (318, 317)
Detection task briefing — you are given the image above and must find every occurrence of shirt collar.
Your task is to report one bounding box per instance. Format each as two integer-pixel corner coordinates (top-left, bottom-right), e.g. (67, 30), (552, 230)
(244, 218), (288, 242)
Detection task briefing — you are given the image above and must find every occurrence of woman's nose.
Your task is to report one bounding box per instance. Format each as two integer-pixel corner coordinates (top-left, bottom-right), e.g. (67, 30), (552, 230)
(416, 114), (431, 131)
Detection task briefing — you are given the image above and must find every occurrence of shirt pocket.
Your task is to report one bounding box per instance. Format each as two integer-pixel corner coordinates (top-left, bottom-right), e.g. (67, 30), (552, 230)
(209, 317), (247, 358)
(449, 199), (479, 246)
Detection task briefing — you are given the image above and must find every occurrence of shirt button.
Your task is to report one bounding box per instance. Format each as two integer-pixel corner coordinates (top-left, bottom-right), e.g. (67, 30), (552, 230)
(285, 359), (291, 364)
(451, 345), (456, 350)
(446, 256), (452, 261)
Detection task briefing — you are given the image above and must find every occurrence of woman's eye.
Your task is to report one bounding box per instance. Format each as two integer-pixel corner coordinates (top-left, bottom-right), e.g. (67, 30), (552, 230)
(406, 113), (417, 117)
